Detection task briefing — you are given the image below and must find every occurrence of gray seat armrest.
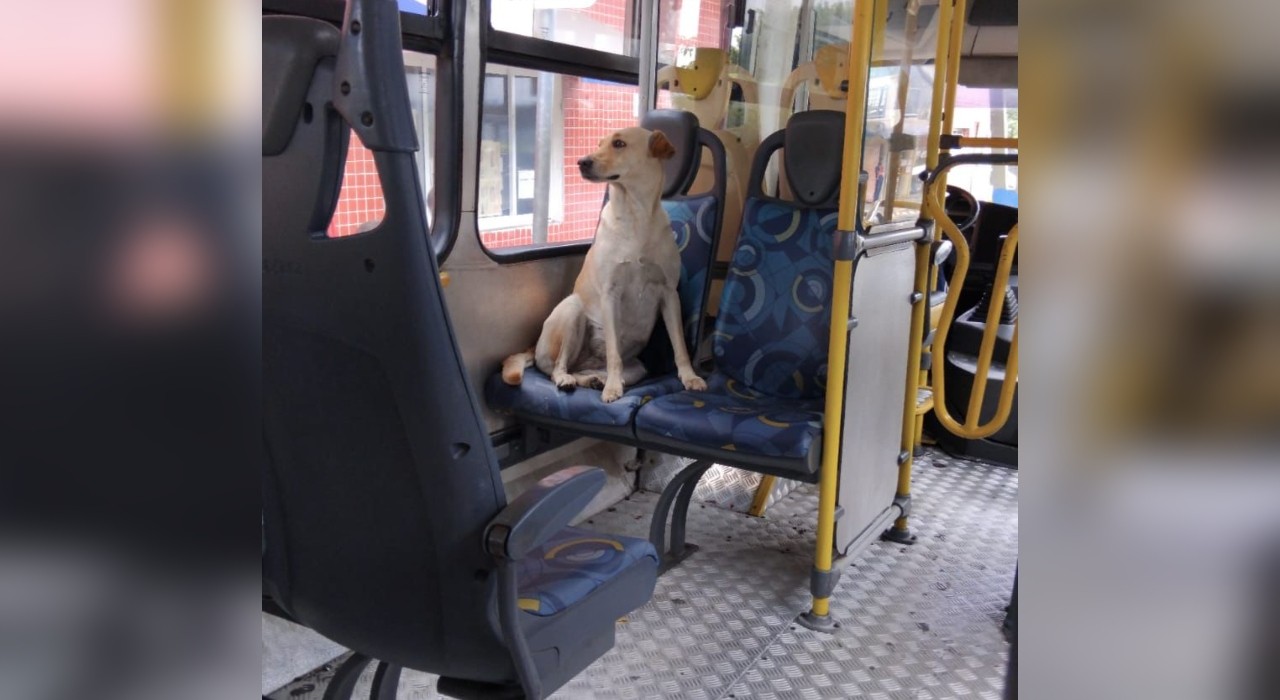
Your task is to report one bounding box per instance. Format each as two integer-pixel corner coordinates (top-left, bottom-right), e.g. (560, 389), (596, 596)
(484, 466), (606, 561)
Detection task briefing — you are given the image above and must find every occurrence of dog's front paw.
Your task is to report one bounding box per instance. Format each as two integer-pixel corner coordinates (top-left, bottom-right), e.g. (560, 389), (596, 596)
(681, 374), (707, 392)
(601, 381), (625, 403)
(552, 371), (576, 390)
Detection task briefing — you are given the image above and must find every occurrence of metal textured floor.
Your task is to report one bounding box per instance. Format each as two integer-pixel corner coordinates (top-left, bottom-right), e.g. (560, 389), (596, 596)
(268, 448), (1017, 700)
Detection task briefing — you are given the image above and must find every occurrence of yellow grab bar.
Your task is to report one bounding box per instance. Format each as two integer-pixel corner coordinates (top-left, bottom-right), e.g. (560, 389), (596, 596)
(926, 173), (1018, 439)
(808, 0), (878, 624)
(949, 136), (1018, 150)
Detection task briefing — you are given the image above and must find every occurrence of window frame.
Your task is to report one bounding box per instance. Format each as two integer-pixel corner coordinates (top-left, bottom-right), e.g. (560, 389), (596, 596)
(403, 51), (437, 228)
(485, 0), (643, 71)
(263, 0), (445, 45)
(263, 0), (457, 262)
(475, 0), (648, 263)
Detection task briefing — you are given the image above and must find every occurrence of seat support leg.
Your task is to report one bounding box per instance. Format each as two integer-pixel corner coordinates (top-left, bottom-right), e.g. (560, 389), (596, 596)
(322, 654), (374, 700)
(649, 460), (713, 572)
(748, 475), (777, 517)
(370, 661), (402, 700)
(669, 462), (713, 558)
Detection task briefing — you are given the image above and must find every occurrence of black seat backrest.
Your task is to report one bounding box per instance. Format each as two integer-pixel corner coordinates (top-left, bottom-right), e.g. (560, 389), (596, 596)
(262, 15), (515, 683)
(642, 109), (703, 199)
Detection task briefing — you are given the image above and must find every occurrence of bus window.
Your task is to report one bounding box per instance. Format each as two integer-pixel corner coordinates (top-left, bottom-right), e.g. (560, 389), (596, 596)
(650, 0), (943, 251)
(396, 0), (437, 15)
(944, 86), (1019, 207)
(478, 68), (638, 251)
(651, 0), (941, 227)
(327, 51), (436, 237)
(490, 0), (637, 56)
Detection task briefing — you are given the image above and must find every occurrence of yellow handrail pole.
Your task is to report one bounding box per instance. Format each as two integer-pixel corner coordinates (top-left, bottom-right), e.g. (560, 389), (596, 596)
(924, 0), (955, 172)
(890, 238), (931, 536)
(961, 224), (1018, 430)
(928, 184), (1018, 438)
(808, 0), (877, 623)
(884, 0), (955, 541)
(748, 475), (777, 517)
(938, 0), (967, 192)
(927, 184), (964, 435)
(954, 136), (1018, 150)
(163, 0), (217, 135)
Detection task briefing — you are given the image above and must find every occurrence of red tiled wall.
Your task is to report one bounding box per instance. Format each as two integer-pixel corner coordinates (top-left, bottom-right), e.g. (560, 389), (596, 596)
(328, 134), (385, 238)
(568, 0), (629, 36)
(694, 0), (722, 49)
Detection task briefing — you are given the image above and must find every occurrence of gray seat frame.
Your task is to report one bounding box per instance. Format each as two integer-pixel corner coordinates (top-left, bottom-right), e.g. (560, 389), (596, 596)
(262, 5), (655, 699)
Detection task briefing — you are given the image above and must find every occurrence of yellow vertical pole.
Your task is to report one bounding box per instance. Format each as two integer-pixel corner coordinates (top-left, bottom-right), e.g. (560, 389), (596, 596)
(938, 0), (968, 191)
(748, 475), (778, 517)
(807, 0), (877, 624)
(943, 0), (967, 138)
(926, 0), (955, 173)
(892, 240), (930, 537)
(884, 0), (956, 541)
(163, 0), (216, 135)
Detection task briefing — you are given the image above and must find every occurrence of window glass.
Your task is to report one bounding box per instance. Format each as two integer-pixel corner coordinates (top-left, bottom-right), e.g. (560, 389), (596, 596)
(328, 51), (436, 237)
(490, 0), (636, 57)
(863, 62), (936, 226)
(657, 0), (724, 67)
(479, 66), (639, 251)
(943, 86), (1019, 207)
(396, 0), (435, 16)
(673, 0), (944, 227)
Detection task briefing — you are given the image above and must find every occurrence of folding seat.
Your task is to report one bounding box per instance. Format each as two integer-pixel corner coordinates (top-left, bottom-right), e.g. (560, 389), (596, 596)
(262, 11), (655, 698)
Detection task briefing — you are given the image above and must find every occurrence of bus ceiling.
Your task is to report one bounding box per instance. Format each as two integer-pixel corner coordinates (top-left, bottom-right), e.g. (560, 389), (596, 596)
(962, 0), (1017, 88)
(968, 0), (1017, 27)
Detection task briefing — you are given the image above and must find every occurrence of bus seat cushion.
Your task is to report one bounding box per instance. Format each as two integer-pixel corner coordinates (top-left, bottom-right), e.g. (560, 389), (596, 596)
(664, 194), (721, 347)
(516, 527), (658, 616)
(633, 372), (823, 467)
(714, 199), (837, 400)
(486, 369), (685, 430)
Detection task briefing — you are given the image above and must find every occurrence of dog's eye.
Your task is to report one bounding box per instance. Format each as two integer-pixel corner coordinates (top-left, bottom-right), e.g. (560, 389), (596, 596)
(612, 139), (626, 149)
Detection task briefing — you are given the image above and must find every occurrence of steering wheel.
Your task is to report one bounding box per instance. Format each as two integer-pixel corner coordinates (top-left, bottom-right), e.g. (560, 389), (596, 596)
(943, 184), (980, 234)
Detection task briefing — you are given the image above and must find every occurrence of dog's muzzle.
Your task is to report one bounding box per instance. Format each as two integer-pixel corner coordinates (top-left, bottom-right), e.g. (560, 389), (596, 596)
(577, 157), (618, 182)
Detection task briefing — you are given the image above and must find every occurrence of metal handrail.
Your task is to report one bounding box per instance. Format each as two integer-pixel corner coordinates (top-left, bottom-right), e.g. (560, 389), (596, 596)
(924, 147), (1019, 439)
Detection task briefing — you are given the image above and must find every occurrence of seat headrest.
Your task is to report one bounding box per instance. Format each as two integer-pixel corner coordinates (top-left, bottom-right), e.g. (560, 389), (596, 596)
(783, 110), (845, 207)
(263, 17), (341, 156)
(641, 110), (702, 199)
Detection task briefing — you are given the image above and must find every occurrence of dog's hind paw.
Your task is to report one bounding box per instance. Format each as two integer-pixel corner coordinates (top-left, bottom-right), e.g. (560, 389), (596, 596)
(681, 375), (708, 392)
(552, 371), (576, 390)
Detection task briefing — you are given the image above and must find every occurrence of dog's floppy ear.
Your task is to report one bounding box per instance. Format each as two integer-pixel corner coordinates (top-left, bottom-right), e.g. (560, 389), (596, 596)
(648, 130), (677, 160)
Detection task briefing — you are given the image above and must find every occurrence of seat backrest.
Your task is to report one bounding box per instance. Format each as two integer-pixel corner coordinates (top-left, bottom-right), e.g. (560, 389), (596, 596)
(712, 110), (845, 400)
(637, 109), (727, 374)
(262, 15), (514, 683)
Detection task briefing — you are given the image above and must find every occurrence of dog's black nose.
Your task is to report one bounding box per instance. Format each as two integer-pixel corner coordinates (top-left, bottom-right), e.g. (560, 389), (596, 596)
(577, 157), (593, 170)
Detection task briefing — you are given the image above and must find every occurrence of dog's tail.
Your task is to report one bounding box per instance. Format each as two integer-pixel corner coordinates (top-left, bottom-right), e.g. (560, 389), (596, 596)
(501, 347), (535, 385)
